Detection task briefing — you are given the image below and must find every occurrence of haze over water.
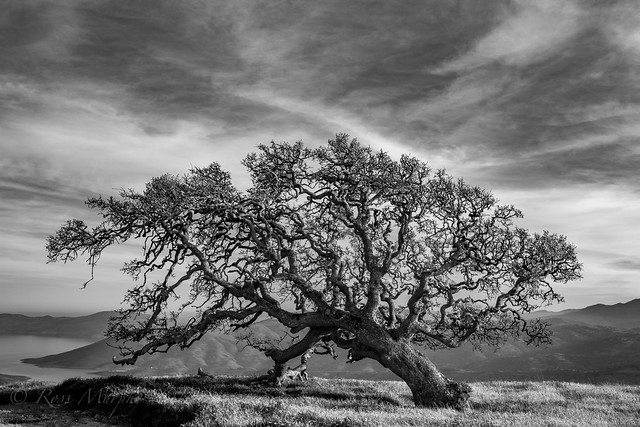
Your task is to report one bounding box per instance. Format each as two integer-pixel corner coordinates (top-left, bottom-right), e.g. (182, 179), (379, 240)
(0, 335), (97, 382)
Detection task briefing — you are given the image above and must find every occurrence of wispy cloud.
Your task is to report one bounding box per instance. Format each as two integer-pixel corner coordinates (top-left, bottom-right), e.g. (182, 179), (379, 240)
(434, 0), (584, 73)
(498, 186), (640, 306)
(603, 0), (640, 59)
(1, 0), (639, 312)
(612, 259), (640, 271)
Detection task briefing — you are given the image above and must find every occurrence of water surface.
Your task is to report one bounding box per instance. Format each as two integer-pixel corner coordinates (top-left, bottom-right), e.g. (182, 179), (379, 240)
(0, 335), (99, 382)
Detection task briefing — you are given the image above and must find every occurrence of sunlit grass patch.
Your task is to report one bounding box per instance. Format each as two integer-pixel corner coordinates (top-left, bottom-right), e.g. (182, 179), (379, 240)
(468, 380), (640, 426)
(1, 376), (639, 426)
(471, 381), (568, 413)
(183, 391), (456, 427)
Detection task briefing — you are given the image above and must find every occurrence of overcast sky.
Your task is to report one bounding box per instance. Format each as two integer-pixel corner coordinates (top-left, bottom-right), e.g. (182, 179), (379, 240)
(1, 0), (639, 315)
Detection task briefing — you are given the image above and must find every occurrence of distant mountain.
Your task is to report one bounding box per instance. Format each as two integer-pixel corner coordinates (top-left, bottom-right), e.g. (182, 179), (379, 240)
(14, 299), (640, 384)
(22, 339), (117, 370)
(540, 299), (640, 329)
(0, 311), (117, 341)
(427, 298), (640, 382)
(21, 321), (398, 380)
(22, 330), (281, 377)
(427, 318), (640, 383)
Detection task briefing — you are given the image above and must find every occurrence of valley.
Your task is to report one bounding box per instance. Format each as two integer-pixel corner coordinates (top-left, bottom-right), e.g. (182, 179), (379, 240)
(2, 299), (639, 384)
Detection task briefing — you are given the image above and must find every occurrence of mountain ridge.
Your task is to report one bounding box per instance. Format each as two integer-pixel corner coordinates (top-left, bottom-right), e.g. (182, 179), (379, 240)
(0, 311), (117, 341)
(6, 299), (640, 383)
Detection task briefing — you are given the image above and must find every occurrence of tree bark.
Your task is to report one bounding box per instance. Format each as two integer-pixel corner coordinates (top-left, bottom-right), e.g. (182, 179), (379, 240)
(352, 325), (471, 409)
(253, 327), (333, 386)
(250, 361), (287, 385)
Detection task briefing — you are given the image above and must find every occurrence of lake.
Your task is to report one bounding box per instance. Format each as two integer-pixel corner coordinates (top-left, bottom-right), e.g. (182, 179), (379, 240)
(0, 335), (99, 382)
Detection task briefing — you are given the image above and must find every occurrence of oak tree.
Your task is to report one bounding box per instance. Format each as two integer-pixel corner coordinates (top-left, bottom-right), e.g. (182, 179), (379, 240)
(47, 135), (582, 408)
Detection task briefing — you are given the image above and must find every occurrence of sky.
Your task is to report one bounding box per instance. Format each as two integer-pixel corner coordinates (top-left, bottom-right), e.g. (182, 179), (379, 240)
(1, 0), (639, 315)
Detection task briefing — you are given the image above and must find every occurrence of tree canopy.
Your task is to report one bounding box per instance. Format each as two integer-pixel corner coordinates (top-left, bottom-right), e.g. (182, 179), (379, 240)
(47, 135), (582, 408)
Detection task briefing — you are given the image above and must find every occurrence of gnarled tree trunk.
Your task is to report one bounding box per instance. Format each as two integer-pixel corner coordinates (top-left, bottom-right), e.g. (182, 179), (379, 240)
(252, 327), (333, 386)
(382, 343), (470, 408)
(250, 360), (288, 385)
(350, 325), (471, 409)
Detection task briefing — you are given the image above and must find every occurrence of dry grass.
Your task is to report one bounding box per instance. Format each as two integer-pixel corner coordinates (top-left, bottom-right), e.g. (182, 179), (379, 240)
(1, 376), (639, 426)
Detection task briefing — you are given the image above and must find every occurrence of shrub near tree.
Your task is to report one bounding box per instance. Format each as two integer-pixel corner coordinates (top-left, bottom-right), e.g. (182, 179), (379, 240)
(47, 135), (582, 408)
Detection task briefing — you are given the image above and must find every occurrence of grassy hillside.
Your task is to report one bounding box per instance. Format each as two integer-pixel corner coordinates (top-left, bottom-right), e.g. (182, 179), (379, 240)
(1, 376), (638, 426)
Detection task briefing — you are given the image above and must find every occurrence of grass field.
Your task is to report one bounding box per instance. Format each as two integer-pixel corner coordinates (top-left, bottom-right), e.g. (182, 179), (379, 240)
(1, 375), (639, 426)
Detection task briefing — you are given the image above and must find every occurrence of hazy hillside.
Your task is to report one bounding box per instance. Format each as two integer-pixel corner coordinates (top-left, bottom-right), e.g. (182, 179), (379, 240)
(545, 299), (640, 329)
(22, 325), (388, 380)
(427, 319), (640, 383)
(0, 311), (116, 341)
(13, 299), (640, 383)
